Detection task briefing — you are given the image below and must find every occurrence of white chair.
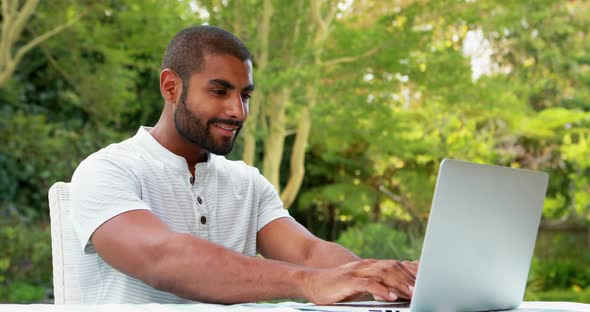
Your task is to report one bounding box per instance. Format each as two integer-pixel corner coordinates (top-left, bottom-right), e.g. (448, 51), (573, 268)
(48, 182), (81, 304)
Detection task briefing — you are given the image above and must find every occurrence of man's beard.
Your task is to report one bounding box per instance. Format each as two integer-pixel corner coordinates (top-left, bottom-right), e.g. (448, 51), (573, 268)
(174, 99), (242, 155)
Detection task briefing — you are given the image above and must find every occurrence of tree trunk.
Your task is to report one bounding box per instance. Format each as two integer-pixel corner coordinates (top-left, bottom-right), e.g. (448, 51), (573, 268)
(328, 204), (336, 241)
(0, 64), (15, 87)
(280, 92), (312, 208)
(278, 1), (335, 208)
(372, 193), (381, 223)
(273, 1), (380, 209)
(241, 0), (272, 165)
(262, 89), (290, 191)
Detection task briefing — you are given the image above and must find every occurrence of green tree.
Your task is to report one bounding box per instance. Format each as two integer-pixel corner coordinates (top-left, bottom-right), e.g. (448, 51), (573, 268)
(0, 0), (80, 88)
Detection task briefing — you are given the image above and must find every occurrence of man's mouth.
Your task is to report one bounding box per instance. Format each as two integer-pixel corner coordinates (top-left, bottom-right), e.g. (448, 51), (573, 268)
(211, 121), (240, 135)
(212, 122), (240, 132)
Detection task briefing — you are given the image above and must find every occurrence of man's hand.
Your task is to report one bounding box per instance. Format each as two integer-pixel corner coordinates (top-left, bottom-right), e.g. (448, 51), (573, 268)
(372, 260), (419, 301)
(402, 260), (419, 279)
(300, 259), (418, 305)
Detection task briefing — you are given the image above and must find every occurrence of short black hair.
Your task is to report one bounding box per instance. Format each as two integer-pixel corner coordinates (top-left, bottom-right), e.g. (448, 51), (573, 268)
(161, 25), (252, 89)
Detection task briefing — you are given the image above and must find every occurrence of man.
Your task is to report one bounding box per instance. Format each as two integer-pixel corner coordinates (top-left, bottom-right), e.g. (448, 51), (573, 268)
(70, 25), (418, 304)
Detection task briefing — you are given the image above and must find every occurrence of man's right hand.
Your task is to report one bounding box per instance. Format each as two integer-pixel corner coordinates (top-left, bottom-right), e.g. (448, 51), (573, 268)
(300, 259), (417, 305)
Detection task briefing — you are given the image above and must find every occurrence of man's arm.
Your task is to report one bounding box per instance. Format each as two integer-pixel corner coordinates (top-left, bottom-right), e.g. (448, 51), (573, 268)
(257, 217), (360, 268)
(91, 209), (397, 304)
(257, 218), (418, 300)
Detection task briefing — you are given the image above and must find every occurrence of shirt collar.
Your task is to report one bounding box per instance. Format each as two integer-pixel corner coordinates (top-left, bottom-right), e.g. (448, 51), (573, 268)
(134, 126), (215, 172)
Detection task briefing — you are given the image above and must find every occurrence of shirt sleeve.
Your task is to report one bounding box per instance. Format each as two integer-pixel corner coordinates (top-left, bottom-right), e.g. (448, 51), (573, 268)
(254, 169), (292, 232)
(70, 155), (151, 254)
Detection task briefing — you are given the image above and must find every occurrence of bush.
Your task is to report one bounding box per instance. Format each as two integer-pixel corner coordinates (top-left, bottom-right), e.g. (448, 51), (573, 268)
(0, 109), (126, 222)
(525, 233), (590, 304)
(526, 287), (590, 303)
(337, 224), (590, 303)
(336, 223), (422, 260)
(526, 230), (590, 301)
(0, 217), (53, 303)
(528, 258), (590, 291)
(3, 282), (47, 303)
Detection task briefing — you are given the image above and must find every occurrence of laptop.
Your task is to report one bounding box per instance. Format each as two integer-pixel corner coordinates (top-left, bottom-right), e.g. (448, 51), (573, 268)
(303, 159), (549, 312)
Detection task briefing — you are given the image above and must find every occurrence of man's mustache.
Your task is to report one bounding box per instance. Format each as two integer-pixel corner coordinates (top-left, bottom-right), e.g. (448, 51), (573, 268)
(208, 118), (243, 128)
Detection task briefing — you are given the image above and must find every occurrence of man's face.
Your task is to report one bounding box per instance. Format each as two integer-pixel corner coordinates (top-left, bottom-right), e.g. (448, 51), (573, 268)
(174, 54), (253, 155)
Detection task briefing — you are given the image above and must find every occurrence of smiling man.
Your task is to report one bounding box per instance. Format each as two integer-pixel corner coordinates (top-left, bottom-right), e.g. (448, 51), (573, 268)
(70, 25), (417, 304)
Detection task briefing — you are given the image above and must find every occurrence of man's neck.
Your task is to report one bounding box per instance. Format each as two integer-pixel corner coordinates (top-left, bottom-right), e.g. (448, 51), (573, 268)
(149, 123), (208, 176)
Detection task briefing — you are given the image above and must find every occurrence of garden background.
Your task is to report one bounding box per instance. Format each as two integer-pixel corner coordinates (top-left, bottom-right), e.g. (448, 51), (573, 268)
(1, 0), (589, 303)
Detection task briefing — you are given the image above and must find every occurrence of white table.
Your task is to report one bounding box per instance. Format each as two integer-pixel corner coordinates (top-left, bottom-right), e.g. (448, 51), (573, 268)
(1, 302), (588, 312)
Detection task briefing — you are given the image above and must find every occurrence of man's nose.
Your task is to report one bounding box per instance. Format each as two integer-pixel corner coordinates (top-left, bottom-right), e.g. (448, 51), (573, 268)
(225, 94), (247, 120)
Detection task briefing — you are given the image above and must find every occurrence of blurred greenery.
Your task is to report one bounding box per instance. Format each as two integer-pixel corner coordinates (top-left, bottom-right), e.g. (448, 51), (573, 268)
(0, 216), (52, 302)
(1, 0), (589, 304)
(337, 223), (422, 260)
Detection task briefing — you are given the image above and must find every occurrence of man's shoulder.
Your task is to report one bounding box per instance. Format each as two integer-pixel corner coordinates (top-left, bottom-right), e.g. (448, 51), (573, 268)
(211, 155), (274, 196)
(212, 155), (262, 178)
(75, 136), (144, 174)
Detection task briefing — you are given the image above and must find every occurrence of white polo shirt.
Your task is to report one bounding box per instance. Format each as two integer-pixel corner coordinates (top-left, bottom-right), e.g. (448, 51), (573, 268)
(70, 126), (291, 303)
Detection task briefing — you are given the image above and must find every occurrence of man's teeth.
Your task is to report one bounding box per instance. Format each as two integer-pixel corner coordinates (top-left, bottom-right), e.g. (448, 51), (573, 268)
(216, 124), (237, 131)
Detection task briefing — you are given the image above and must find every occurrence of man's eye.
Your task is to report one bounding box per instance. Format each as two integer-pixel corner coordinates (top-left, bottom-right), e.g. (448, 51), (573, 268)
(212, 89), (227, 95)
(241, 93), (252, 100)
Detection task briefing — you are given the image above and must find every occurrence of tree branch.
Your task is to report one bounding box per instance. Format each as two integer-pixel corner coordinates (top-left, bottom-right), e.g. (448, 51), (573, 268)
(40, 45), (76, 88)
(6, 0), (39, 49)
(320, 47), (380, 67)
(324, 1), (339, 29)
(13, 15), (79, 69)
(9, 0), (19, 14)
(310, 1), (325, 34)
(2, 0), (11, 36)
(1, 0), (14, 66)
(1, 3), (82, 89)
(291, 0), (304, 49)
(378, 185), (425, 230)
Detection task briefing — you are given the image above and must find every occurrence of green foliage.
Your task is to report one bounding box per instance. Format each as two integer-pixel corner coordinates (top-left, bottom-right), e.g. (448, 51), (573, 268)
(526, 287), (590, 303)
(0, 108), (125, 220)
(526, 257), (590, 304)
(0, 218), (52, 303)
(336, 223), (422, 260)
(1, 0), (198, 222)
(519, 108), (590, 139)
(1, 0), (589, 303)
(2, 282), (47, 303)
(300, 183), (377, 219)
(528, 258), (590, 291)
(525, 231), (590, 302)
(0, 0), (200, 302)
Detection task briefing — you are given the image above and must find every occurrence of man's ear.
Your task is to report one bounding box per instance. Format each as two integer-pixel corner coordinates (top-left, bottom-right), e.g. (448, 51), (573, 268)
(160, 69), (182, 105)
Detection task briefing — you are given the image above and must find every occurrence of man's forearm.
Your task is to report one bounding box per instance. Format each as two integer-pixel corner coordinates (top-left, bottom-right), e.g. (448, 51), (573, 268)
(304, 240), (361, 268)
(145, 233), (310, 303)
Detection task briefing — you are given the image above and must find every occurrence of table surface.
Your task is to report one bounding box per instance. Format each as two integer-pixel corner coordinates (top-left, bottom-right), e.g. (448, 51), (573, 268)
(1, 301), (589, 312)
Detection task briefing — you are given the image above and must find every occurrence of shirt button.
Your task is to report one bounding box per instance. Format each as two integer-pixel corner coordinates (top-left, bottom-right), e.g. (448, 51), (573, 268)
(197, 197), (203, 204)
(190, 177), (195, 185)
(200, 216), (207, 224)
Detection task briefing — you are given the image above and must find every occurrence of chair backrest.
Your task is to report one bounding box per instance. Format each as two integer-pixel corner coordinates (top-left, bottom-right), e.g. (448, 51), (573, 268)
(48, 182), (81, 304)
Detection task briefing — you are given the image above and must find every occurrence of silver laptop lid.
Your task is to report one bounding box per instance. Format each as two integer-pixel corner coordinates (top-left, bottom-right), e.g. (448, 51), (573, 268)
(411, 159), (548, 312)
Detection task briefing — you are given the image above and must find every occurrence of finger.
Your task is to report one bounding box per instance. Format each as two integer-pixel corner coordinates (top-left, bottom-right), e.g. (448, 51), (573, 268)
(341, 291), (374, 302)
(354, 259), (413, 281)
(387, 285), (412, 300)
(383, 262), (415, 299)
(394, 260), (416, 281)
(373, 295), (385, 301)
(352, 260), (415, 299)
(402, 260), (419, 276)
(356, 277), (398, 302)
(380, 260), (415, 285)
